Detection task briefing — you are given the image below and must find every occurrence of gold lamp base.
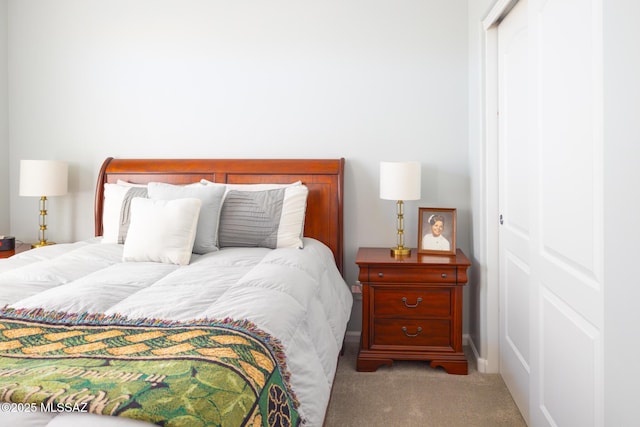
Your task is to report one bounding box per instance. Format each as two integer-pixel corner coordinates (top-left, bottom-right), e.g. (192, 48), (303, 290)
(30, 196), (58, 249)
(31, 241), (56, 249)
(389, 200), (411, 258)
(390, 246), (411, 257)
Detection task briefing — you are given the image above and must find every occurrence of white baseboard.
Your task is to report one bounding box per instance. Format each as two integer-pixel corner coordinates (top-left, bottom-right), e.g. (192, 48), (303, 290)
(464, 333), (489, 373)
(344, 331), (360, 343)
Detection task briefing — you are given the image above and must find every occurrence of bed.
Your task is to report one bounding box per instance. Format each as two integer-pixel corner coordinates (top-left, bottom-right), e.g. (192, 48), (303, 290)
(0, 158), (353, 427)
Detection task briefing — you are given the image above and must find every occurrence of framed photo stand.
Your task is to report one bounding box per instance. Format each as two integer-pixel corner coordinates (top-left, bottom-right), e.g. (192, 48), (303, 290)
(418, 207), (456, 256)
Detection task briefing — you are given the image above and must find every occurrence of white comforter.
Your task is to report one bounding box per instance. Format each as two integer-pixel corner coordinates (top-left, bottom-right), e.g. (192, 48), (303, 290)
(0, 237), (353, 427)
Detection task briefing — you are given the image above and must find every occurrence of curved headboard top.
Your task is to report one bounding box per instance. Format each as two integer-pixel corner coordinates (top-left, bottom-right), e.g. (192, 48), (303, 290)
(94, 157), (345, 274)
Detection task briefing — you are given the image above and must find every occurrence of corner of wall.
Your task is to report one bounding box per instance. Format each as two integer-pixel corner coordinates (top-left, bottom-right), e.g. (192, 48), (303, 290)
(0, 0), (9, 233)
(463, 333), (489, 373)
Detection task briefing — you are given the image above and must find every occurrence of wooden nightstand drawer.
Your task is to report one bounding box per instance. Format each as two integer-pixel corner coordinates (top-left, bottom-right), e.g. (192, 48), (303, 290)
(366, 266), (457, 283)
(0, 243), (31, 258)
(373, 287), (452, 317)
(0, 250), (15, 259)
(373, 319), (451, 347)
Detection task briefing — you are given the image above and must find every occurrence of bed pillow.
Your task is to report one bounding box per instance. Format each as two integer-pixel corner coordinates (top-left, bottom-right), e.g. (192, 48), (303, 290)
(147, 182), (226, 254)
(200, 180), (302, 192)
(116, 180), (147, 187)
(123, 197), (202, 265)
(218, 184), (308, 249)
(102, 183), (149, 244)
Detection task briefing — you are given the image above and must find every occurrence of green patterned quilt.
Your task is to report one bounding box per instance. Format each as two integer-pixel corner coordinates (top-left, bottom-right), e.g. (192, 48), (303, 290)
(0, 308), (301, 427)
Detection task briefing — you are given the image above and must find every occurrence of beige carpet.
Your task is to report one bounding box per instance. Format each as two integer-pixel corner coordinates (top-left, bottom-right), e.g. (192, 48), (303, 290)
(324, 340), (526, 427)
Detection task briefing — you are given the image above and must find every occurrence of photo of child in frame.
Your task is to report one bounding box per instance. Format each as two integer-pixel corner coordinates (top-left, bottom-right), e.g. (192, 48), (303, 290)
(418, 208), (456, 255)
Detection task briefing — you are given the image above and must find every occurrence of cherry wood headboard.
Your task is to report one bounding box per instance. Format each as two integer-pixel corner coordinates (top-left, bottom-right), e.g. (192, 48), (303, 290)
(94, 158), (345, 274)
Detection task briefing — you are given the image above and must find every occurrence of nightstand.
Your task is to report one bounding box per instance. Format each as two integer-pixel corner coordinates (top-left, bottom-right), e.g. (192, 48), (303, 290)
(0, 242), (32, 259)
(356, 247), (471, 375)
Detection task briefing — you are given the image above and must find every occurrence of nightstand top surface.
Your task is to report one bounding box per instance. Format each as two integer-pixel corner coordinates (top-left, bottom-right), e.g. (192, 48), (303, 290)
(356, 247), (470, 267)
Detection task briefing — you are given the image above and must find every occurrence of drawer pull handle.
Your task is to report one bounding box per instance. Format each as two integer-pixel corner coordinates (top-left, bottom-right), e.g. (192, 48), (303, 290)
(441, 273), (448, 278)
(377, 272), (384, 278)
(402, 326), (423, 337)
(401, 297), (423, 308)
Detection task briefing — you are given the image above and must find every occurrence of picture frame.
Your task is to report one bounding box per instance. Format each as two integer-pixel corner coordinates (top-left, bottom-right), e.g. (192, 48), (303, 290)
(418, 207), (457, 256)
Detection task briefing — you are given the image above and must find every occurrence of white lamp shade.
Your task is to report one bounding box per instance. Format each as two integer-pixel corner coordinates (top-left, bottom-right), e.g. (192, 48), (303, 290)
(379, 161), (421, 201)
(19, 160), (68, 197)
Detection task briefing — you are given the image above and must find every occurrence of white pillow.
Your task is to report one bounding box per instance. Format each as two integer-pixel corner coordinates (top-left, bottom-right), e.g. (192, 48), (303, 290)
(200, 179), (302, 192)
(123, 197), (202, 265)
(102, 183), (148, 244)
(218, 184), (308, 249)
(147, 182), (226, 254)
(116, 179), (147, 187)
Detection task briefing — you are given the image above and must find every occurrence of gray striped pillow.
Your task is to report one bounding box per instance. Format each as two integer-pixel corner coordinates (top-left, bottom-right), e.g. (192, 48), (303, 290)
(218, 185), (308, 249)
(117, 187), (148, 244)
(101, 183), (148, 244)
(218, 189), (284, 248)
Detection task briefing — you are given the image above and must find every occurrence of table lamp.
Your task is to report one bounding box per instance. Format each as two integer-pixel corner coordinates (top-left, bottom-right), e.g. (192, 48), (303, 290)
(380, 161), (421, 257)
(19, 160), (68, 248)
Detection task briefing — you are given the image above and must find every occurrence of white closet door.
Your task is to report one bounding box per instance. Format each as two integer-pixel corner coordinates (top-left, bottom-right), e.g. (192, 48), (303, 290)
(498, 0), (605, 426)
(498, 0), (530, 422)
(528, 0), (604, 425)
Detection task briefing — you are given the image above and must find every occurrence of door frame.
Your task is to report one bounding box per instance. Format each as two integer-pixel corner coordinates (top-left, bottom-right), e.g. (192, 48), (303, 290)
(477, 0), (521, 374)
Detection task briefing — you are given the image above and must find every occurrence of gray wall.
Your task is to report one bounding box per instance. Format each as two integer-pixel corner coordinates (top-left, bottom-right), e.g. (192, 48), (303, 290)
(603, 0), (640, 424)
(0, 0), (8, 234)
(5, 0), (470, 334)
(466, 0), (495, 370)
